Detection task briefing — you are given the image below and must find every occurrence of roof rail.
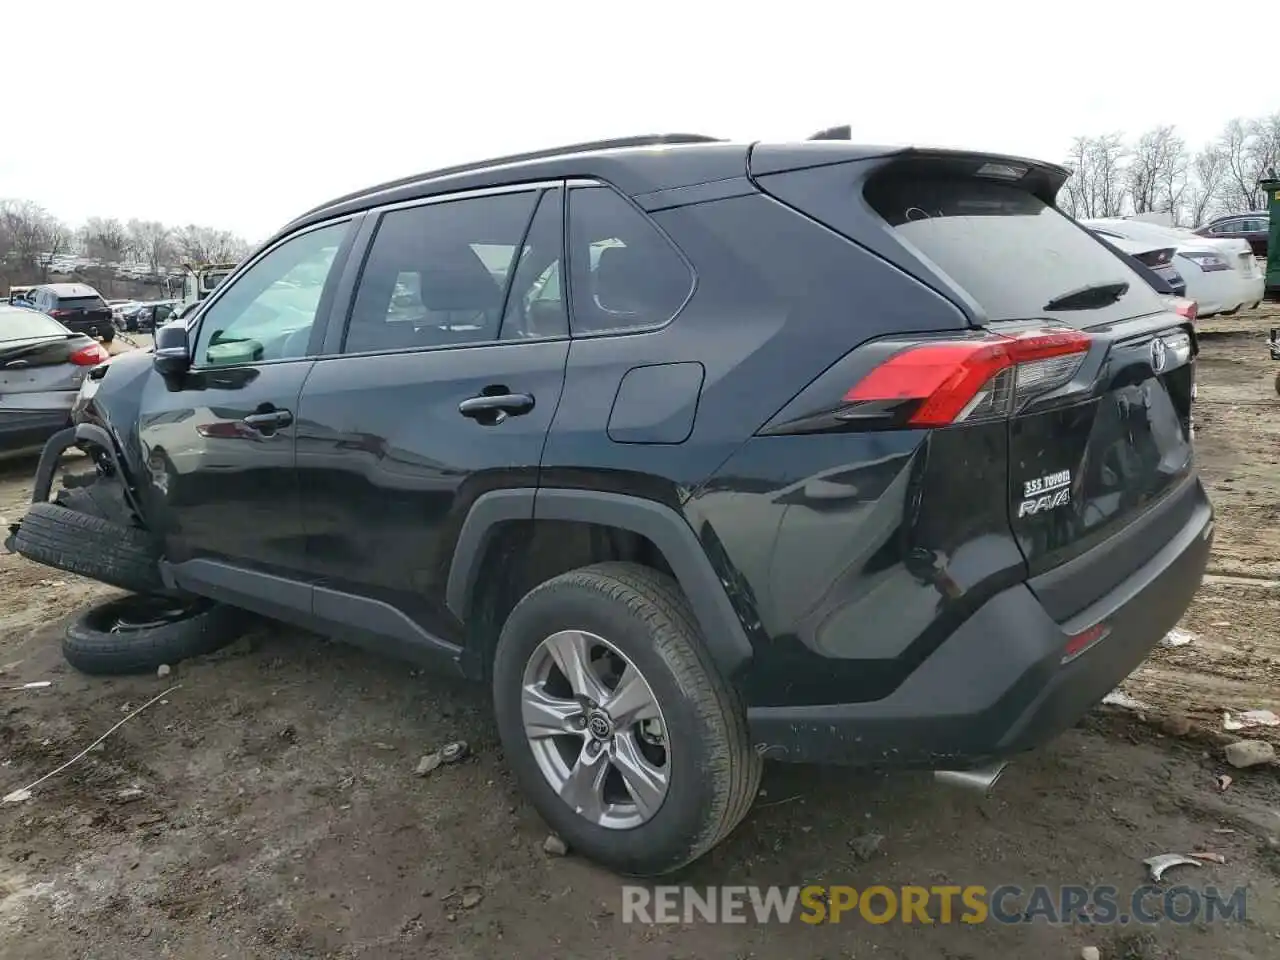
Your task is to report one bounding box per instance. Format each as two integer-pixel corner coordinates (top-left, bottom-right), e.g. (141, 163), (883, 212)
(808, 125), (852, 141)
(294, 133), (724, 223)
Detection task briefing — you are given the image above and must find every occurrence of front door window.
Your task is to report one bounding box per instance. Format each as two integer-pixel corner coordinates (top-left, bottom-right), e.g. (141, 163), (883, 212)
(194, 222), (349, 367)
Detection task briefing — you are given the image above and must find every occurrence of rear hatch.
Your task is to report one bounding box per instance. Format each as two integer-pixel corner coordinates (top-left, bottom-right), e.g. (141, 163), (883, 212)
(753, 149), (1198, 622)
(50, 295), (113, 337)
(868, 164), (1196, 618)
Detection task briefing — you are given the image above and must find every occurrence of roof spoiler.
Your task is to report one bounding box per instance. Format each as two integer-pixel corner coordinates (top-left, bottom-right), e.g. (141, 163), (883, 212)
(808, 125), (852, 141)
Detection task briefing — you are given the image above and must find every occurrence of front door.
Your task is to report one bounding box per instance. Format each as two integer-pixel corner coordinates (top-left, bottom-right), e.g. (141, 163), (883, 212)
(137, 219), (356, 572)
(295, 186), (569, 643)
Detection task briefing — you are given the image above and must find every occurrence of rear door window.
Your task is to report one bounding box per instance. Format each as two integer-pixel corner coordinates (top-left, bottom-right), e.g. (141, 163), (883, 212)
(501, 188), (568, 341)
(865, 175), (1165, 327)
(343, 191), (538, 354)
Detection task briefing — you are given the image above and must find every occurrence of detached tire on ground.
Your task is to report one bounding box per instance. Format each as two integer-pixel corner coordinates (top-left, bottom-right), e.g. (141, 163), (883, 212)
(63, 595), (253, 676)
(10, 501), (163, 594)
(492, 561), (762, 877)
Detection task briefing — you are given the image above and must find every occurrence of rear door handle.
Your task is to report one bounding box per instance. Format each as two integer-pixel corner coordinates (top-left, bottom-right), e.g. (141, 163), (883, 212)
(458, 392), (534, 425)
(242, 409), (294, 434)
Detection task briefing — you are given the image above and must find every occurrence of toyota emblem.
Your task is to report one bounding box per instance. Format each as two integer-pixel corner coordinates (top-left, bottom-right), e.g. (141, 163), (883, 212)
(1149, 337), (1168, 373)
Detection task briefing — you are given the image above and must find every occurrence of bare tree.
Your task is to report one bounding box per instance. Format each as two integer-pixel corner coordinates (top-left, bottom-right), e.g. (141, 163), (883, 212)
(1059, 137), (1091, 218)
(0, 200), (67, 277)
(1127, 126), (1188, 218)
(126, 219), (173, 276)
(1247, 112), (1280, 195)
(34, 220), (72, 281)
(1093, 134), (1129, 218)
(80, 217), (130, 262)
(1184, 146), (1227, 226)
(172, 224), (250, 265)
(1220, 119), (1256, 210)
(1059, 134), (1128, 219)
(1218, 115), (1280, 211)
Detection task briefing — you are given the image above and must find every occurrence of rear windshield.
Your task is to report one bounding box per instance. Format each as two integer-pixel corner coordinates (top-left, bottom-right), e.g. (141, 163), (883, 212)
(0, 309), (71, 342)
(57, 296), (107, 310)
(865, 175), (1165, 326)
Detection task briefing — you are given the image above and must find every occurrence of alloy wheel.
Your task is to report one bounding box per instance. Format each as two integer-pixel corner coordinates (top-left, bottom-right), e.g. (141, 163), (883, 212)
(521, 629), (670, 829)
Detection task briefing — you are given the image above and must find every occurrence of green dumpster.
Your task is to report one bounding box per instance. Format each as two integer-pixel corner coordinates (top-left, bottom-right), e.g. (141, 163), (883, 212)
(1262, 178), (1280, 298)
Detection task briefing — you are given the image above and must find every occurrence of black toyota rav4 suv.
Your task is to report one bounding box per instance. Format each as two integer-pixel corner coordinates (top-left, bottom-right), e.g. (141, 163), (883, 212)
(7, 133), (1212, 876)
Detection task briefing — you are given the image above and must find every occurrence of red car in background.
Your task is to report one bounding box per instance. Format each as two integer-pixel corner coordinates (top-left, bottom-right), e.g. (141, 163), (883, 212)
(1195, 212), (1269, 259)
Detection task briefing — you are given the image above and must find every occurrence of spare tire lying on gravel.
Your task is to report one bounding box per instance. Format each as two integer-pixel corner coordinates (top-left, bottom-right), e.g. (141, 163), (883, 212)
(63, 595), (256, 676)
(7, 501), (164, 595)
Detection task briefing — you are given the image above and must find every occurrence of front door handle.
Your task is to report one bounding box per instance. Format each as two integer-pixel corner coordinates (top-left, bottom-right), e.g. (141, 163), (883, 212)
(242, 409), (294, 435)
(458, 392), (534, 425)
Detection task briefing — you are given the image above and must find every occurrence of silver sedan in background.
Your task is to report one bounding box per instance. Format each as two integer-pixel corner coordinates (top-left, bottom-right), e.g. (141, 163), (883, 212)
(0, 305), (110, 457)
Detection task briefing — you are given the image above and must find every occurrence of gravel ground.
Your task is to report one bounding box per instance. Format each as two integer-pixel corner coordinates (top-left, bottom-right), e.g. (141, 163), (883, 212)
(0, 312), (1277, 959)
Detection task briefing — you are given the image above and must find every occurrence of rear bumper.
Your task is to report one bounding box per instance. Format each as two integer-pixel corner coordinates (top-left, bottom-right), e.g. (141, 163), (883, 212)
(0, 404), (75, 455)
(748, 478), (1213, 767)
(1241, 276), (1265, 308)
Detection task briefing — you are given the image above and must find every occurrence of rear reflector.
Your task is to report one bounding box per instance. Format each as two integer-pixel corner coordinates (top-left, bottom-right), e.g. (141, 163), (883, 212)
(844, 329), (1092, 427)
(69, 343), (110, 366)
(1061, 621), (1110, 664)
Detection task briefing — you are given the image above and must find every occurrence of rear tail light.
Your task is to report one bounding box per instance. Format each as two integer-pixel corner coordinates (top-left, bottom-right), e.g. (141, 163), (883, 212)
(1135, 248), (1174, 267)
(1181, 251), (1229, 273)
(1170, 297), (1198, 321)
(844, 329), (1092, 427)
(49, 309), (70, 318)
(69, 343), (110, 366)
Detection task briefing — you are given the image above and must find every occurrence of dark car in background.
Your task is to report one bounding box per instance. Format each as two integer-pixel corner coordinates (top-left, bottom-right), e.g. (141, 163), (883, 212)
(0, 305), (109, 455)
(132, 299), (181, 333)
(24, 283), (117, 343)
(1195, 212), (1269, 259)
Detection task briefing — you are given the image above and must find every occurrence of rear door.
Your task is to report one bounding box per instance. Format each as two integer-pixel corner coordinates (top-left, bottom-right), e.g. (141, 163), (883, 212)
(863, 169), (1196, 617)
(295, 184), (569, 644)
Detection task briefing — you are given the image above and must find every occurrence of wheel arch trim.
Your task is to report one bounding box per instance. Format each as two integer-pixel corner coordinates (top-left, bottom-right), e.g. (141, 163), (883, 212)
(446, 487), (754, 676)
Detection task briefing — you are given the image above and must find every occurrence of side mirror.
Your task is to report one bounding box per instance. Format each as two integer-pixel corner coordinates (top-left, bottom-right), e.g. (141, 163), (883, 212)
(153, 322), (192, 376)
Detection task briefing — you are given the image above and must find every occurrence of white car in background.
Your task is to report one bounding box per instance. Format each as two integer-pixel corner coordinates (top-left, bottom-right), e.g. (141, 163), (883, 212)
(1082, 218), (1264, 316)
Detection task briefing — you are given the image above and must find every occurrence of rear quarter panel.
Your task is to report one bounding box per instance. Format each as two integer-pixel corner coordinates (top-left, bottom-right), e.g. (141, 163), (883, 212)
(543, 189), (1011, 707)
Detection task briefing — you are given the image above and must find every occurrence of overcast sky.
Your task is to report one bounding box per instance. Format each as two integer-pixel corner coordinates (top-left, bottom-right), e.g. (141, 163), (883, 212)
(3, 0), (1276, 242)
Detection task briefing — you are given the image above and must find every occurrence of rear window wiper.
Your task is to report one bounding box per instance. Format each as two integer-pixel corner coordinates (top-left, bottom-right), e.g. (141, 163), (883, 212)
(1042, 281), (1130, 312)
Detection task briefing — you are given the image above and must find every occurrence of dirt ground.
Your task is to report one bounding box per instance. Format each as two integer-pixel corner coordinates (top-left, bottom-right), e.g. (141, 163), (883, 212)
(1, 315), (1278, 959)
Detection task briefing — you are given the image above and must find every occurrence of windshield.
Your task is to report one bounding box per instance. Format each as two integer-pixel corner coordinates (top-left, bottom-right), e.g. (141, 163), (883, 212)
(866, 176), (1164, 327)
(0, 307), (71, 342)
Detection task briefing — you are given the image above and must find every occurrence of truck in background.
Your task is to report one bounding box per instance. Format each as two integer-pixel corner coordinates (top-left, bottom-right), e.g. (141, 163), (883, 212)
(178, 261), (238, 311)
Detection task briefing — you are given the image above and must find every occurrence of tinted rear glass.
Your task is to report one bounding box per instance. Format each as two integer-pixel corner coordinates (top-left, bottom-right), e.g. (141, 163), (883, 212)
(865, 175), (1164, 326)
(58, 296), (107, 310)
(0, 309), (70, 342)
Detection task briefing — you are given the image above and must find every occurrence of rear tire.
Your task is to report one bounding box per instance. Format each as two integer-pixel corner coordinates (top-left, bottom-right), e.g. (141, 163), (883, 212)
(492, 561), (761, 876)
(63, 595), (252, 675)
(10, 501), (163, 594)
